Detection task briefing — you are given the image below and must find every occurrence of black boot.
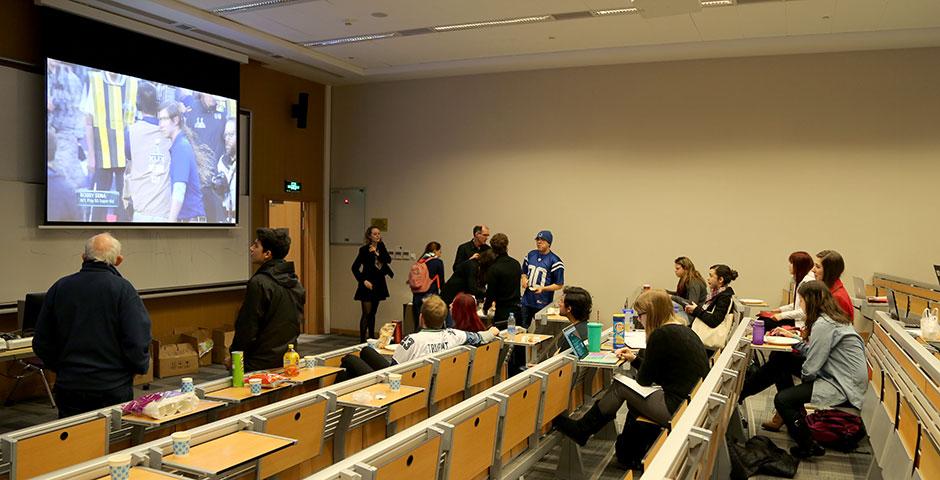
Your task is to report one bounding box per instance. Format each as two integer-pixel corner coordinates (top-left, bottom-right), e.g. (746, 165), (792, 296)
(788, 417), (825, 459)
(554, 404), (612, 447)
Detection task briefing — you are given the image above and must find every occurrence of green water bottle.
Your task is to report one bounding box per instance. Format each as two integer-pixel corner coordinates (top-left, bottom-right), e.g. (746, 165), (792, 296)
(232, 351), (244, 387)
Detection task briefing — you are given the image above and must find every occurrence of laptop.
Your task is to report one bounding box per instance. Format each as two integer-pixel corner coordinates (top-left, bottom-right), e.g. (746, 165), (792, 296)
(852, 276), (867, 299)
(887, 290), (901, 320)
(935, 265), (940, 287)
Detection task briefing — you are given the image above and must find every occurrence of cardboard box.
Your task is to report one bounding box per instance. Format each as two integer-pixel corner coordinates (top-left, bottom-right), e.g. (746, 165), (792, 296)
(153, 338), (199, 378)
(212, 325), (236, 365)
(181, 328), (214, 367)
(133, 356), (153, 386)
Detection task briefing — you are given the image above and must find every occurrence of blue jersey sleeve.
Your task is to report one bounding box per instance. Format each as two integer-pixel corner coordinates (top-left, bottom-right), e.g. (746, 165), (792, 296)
(550, 254), (565, 285)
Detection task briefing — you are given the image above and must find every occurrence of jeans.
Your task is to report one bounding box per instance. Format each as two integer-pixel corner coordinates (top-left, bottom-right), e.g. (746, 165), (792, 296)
(54, 383), (133, 419)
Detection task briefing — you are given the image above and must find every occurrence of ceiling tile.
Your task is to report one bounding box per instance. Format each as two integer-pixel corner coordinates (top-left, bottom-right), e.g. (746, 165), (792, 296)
(736, 2), (788, 38)
(881, 0), (940, 29)
(830, 0), (886, 33)
(690, 7), (742, 42)
(787, 0), (836, 36)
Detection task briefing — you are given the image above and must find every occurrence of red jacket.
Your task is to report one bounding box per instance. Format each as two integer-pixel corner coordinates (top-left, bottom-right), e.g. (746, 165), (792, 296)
(830, 279), (855, 321)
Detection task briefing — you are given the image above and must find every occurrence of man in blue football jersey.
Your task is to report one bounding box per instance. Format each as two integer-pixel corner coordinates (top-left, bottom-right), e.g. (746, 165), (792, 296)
(520, 230), (565, 328)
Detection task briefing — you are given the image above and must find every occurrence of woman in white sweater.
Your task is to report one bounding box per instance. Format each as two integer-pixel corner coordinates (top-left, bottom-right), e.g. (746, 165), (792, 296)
(766, 251), (815, 329)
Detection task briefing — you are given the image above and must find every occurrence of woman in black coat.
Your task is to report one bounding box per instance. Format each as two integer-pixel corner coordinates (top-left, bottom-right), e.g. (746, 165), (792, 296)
(351, 226), (394, 341)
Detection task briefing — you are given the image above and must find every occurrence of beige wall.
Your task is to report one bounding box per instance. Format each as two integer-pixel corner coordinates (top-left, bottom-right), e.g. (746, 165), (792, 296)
(329, 47), (940, 332)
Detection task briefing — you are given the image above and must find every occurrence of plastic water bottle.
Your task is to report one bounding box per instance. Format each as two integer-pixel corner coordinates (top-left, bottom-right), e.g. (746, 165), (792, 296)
(507, 313), (517, 335)
(283, 344), (300, 377)
(752, 319), (765, 345)
(624, 308), (636, 331)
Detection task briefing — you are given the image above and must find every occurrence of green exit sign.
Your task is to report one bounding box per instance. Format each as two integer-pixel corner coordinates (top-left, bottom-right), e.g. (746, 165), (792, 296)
(284, 180), (302, 192)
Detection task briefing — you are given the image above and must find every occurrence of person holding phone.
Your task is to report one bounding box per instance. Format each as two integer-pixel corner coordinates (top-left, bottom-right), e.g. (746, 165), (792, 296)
(352, 226), (394, 342)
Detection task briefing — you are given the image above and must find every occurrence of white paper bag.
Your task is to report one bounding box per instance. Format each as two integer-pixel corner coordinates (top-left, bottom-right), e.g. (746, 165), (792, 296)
(920, 307), (940, 342)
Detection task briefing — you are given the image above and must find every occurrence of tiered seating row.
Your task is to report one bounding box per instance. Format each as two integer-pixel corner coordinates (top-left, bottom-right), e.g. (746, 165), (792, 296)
(864, 311), (940, 480)
(2, 338), (505, 480)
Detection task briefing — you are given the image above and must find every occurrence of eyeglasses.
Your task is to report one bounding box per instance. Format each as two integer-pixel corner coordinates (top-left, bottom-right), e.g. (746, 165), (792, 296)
(635, 311), (647, 317)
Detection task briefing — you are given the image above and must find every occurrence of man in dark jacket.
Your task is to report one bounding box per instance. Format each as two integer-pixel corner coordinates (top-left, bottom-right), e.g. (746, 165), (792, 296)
(231, 228), (305, 372)
(33, 233), (151, 418)
(452, 224), (490, 270)
(483, 233), (522, 325)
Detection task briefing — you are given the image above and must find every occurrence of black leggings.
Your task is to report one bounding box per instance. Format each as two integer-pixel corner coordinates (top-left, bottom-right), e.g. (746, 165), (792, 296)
(775, 382), (814, 441)
(359, 300), (382, 342)
(336, 346), (391, 382)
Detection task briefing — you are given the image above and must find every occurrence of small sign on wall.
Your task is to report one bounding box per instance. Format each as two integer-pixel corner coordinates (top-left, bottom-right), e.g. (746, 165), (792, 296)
(370, 218), (388, 231)
(284, 180), (302, 192)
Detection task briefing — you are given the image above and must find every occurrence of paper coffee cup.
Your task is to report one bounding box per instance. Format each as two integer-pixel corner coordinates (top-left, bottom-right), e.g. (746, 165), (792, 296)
(387, 373), (402, 392)
(108, 453), (131, 480)
(171, 431), (191, 456)
(108, 453), (131, 468)
(303, 356), (315, 368)
(181, 377), (194, 393)
(249, 378), (263, 395)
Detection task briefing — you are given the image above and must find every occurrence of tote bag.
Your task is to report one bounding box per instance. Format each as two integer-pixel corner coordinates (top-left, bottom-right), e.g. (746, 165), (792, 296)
(691, 296), (735, 349)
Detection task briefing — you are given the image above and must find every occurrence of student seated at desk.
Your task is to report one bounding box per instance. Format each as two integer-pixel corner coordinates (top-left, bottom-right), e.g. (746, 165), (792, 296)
(667, 256), (707, 306)
(337, 295), (498, 380)
(393, 295), (499, 364)
(813, 250), (854, 321)
(554, 291), (708, 463)
(548, 286), (591, 355)
(684, 264), (737, 330)
(763, 251), (815, 330)
(739, 281), (866, 458)
(450, 293), (487, 331)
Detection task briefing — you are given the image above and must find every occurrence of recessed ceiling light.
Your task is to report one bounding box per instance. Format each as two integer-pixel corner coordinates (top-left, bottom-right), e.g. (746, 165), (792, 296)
(371, 12), (388, 18)
(431, 15), (553, 32)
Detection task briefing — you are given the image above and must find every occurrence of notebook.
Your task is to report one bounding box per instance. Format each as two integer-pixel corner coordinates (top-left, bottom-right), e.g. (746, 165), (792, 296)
(581, 352), (620, 365)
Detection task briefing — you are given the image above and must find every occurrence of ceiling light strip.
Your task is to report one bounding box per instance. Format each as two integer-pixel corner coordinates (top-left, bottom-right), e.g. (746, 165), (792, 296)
(592, 8), (639, 16)
(431, 15), (553, 32)
(212, 0), (304, 15)
(701, 0), (734, 6)
(303, 32), (398, 47)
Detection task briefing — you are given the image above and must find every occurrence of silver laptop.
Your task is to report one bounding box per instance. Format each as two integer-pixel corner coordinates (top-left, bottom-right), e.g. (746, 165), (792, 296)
(852, 276), (867, 299)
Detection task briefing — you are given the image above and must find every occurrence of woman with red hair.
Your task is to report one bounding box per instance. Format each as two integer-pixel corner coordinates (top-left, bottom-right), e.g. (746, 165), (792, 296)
(767, 251), (815, 329)
(451, 292), (486, 332)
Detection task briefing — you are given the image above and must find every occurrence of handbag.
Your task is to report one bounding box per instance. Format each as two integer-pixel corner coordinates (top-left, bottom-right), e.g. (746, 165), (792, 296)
(691, 295), (735, 349)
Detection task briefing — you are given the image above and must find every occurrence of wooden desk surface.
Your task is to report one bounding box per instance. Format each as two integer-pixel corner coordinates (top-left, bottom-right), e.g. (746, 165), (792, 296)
(204, 382), (289, 402)
(336, 383), (424, 409)
(121, 399), (225, 426)
(747, 338), (796, 352)
(500, 332), (553, 347)
(290, 365), (344, 383)
(95, 466), (186, 479)
(163, 430), (295, 475)
(0, 346), (34, 362)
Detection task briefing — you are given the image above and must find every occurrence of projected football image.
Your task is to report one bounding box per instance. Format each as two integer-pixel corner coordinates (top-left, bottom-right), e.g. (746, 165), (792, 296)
(46, 58), (238, 225)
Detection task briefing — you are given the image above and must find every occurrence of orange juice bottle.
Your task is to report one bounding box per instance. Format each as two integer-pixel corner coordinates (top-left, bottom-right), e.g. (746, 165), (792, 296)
(283, 344), (300, 377)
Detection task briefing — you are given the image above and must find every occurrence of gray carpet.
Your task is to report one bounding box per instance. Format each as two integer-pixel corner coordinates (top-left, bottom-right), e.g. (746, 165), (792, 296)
(0, 334), (360, 435)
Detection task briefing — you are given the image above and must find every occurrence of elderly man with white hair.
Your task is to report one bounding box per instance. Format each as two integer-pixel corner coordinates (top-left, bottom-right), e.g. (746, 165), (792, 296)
(33, 233), (151, 418)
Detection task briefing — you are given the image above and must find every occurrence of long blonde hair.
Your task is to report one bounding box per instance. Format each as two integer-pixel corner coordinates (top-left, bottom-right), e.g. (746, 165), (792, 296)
(633, 290), (678, 339)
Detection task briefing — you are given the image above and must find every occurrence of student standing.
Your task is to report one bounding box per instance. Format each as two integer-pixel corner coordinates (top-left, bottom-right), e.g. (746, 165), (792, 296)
(352, 226), (394, 341)
(520, 230), (565, 328)
(453, 225), (491, 270)
(410, 242), (446, 331)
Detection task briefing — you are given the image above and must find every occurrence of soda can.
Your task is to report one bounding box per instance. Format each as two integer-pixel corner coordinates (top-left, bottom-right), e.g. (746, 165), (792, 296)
(232, 351), (244, 387)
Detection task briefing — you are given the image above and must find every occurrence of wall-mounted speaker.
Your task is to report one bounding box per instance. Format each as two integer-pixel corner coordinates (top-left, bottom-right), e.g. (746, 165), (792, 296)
(291, 92), (309, 128)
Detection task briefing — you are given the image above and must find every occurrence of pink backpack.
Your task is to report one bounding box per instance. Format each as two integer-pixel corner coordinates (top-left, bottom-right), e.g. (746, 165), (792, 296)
(408, 258), (432, 293)
(806, 409), (866, 452)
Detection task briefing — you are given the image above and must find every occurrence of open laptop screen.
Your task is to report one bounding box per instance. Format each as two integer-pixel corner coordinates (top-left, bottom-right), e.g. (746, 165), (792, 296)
(562, 324), (589, 360)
